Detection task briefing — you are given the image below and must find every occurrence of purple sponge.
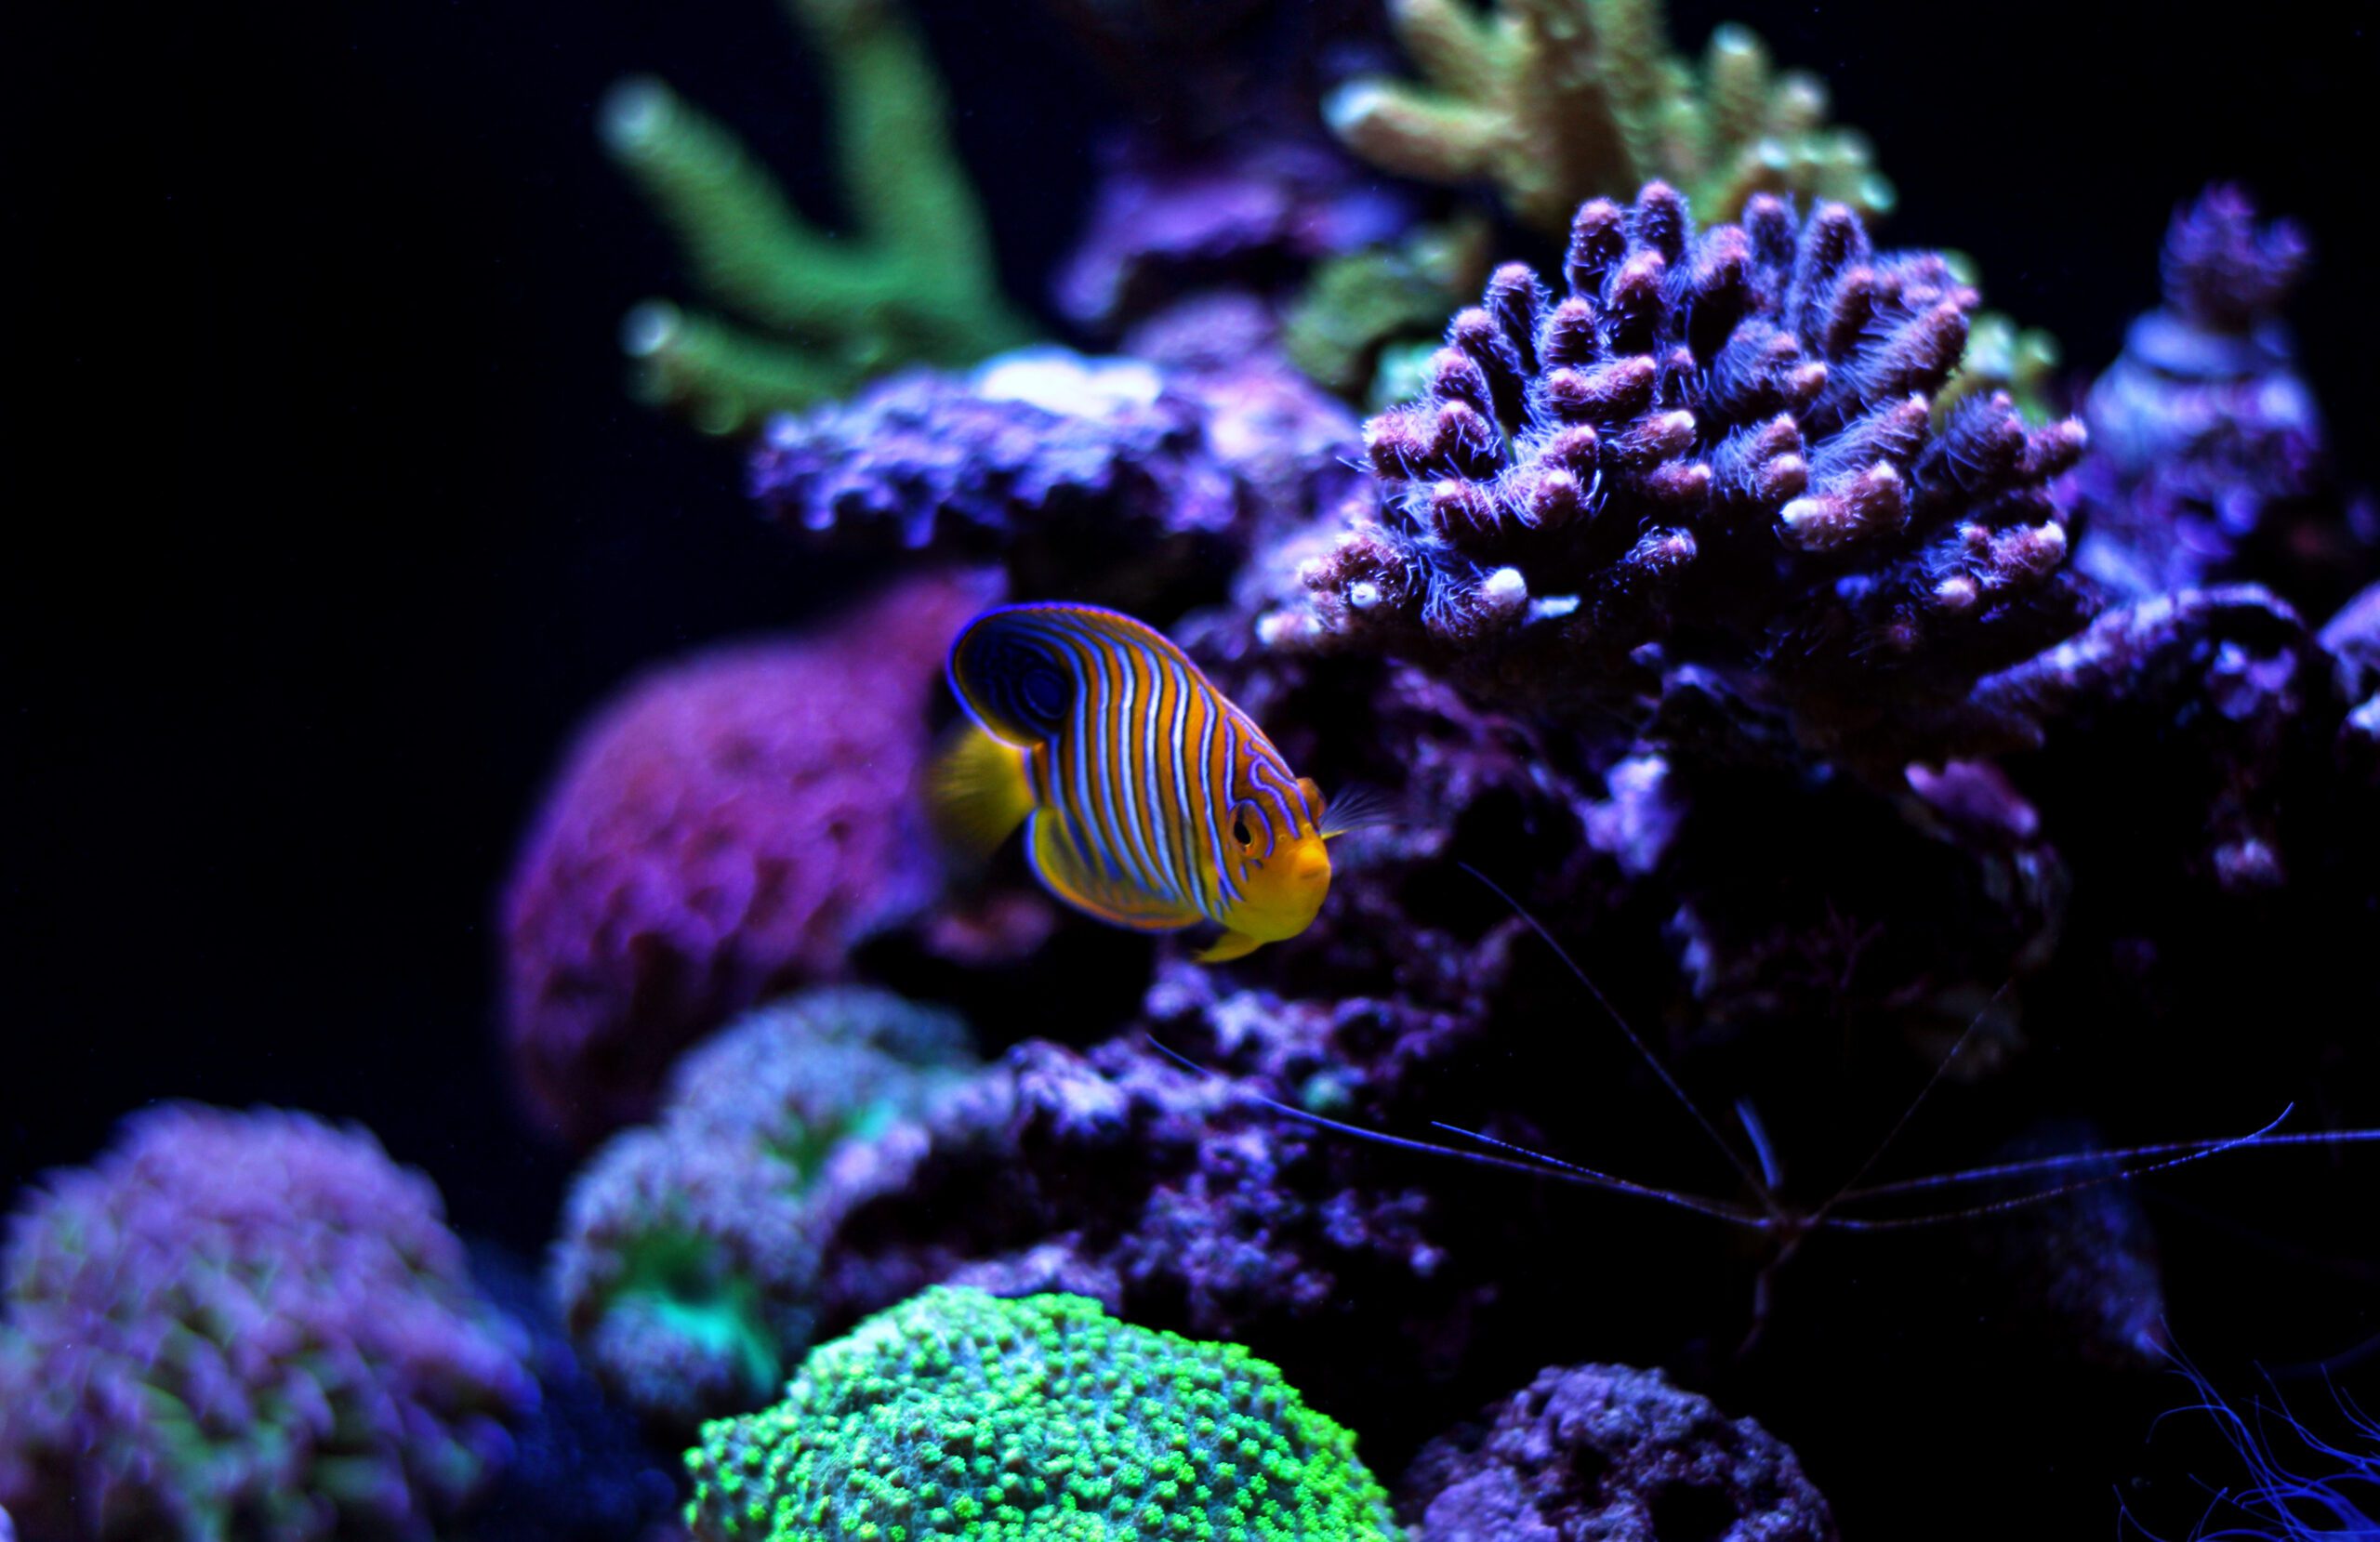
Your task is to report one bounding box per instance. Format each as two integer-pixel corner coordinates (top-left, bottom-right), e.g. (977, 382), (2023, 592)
(0, 1104), (535, 1542)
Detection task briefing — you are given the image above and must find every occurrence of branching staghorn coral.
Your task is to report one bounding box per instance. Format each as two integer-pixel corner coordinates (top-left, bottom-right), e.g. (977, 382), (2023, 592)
(1326, 0), (1891, 235)
(1280, 183), (2093, 773)
(602, 0), (1032, 434)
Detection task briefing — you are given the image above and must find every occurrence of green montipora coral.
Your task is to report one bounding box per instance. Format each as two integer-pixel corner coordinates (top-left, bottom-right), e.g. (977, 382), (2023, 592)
(683, 1287), (1402, 1541)
(1327, 0), (1892, 234)
(602, 0), (1032, 434)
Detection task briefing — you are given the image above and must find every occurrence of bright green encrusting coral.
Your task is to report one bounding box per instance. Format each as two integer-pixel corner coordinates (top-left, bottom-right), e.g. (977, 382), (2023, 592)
(1326, 0), (1892, 236)
(682, 1287), (1402, 1542)
(602, 0), (1033, 434)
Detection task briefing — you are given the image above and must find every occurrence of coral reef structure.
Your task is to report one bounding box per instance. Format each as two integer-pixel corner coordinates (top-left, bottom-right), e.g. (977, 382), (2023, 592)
(602, 0), (1030, 433)
(1285, 216), (1495, 403)
(2066, 187), (2362, 605)
(749, 335), (1364, 615)
(1286, 182), (2092, 773)
(1399, 1361), (1837, 1541)
(0, 1105), (535, 1542)
(682, 1285), (1402, 1542)
(553, 988), (979, 1432)
(503, 569), (993, 1144)
(1327, 0), (1891, 234)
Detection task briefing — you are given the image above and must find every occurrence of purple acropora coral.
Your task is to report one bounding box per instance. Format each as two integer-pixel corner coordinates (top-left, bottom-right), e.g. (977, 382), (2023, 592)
(747, 342), (1362, 615)
(551, 987), (978, 1433)
(2066, 186), (2365, 604)
(1280, 182), (2093, 772)
(502, 567), (994, 1145)
(1398, 1362), (1838, 1542)
(0, 1105), (535, 1542)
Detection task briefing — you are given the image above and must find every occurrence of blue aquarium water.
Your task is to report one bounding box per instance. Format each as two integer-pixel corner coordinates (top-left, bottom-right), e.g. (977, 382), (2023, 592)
(8, 1), (2379, 1537)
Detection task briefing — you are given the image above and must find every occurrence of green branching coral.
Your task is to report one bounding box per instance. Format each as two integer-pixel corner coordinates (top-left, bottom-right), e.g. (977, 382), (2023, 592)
(1326, 0), (1892, 235)
(602, 0), (1033, 434)
(683, 1287), (1402, 1542)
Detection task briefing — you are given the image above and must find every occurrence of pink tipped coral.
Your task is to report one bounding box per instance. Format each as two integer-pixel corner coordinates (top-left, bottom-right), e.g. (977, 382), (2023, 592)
(502, 568), (995, 1144)
(0, 1104), (535, 1542)
(1284, 182), (2093, 772)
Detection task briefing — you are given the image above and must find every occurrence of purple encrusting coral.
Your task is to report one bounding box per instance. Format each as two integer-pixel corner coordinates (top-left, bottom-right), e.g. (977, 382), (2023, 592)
(0, 1105), (535, 1542)
(1282, 182), (2093, 772)
(747, 341), (1363, 616)
(502, 568), (995, 1145)
(1398, 1362), (1838, 1542)
(2065, 187), (2368, 606)
(552, 987), (978, 1433)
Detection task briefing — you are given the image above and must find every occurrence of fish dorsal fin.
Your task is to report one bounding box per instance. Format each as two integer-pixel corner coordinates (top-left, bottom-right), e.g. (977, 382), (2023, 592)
(1027, 809), (1203, 933)
(947, 603), (1199, 745)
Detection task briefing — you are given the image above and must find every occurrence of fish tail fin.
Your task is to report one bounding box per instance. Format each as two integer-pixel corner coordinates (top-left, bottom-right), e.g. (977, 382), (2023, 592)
(1195, 929), (1265, 964)
(928, 722), (1034, 859)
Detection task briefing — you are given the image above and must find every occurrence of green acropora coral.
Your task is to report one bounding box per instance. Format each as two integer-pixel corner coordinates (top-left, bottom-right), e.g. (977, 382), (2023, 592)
(1326, 0), (1893, 235)
(682, 1287), (1402, 1542)
(602, 0), (1033, 434)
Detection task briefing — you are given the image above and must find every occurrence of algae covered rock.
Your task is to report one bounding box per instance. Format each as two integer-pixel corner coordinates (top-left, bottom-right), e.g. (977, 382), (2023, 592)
(683, 1285), (1401, 1541)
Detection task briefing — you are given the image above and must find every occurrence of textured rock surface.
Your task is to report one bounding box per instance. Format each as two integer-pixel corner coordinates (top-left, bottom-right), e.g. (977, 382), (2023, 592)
(1402, 1362), (1838, 1542)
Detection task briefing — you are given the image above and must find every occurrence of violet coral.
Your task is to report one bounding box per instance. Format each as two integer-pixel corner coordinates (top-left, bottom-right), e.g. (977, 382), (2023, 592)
(0, 1105), (534, 1542)
(2066, 187), (2363, 606)
(1327, 0), (1890, 234)
(502, 569), (991, 1144)
(552, 987), (979, 1433)
(601, 0), (1031, 433)
(1284, 183), (2093, 773)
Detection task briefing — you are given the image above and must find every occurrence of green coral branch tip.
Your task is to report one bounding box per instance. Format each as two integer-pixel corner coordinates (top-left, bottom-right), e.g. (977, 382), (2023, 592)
(601, 0), (1033, 435)
(1328, 0), (1894, 232)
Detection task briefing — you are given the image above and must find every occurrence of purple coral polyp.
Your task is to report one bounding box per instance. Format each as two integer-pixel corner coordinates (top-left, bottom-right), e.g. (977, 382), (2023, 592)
(0, 1105), (534, 1542)
(1295, 183), (2090, 754)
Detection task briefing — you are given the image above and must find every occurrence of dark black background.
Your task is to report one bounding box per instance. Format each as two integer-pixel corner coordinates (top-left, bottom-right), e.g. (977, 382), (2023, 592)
(7, 0), (2375, 1533)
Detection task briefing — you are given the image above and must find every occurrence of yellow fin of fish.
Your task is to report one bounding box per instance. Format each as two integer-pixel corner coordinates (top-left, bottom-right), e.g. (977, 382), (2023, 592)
(928, 722), (1035, 859)
(1195, 929), (1265, 963)
(1028, 809), (1204, 932)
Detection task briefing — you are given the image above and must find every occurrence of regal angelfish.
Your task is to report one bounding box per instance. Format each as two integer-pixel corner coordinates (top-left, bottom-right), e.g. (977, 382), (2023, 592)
(932, 602), (1366, 962)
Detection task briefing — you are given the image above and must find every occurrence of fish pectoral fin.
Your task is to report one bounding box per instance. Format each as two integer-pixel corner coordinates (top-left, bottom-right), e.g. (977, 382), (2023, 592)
(928, 723), (1035, 860)
(1027, 811), (1203, 932)
(1194, 929), (1265, 964)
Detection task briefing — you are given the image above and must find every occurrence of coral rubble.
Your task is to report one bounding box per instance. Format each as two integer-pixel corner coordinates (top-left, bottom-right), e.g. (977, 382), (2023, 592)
(502, 569), (992, 1144)
(1283, 182), (2092, 775)
(553, 988), (979, 1432)
(602, 0), (1030, 433)
(1400, 1361), (1837, 1541)
(1328, 0), (1890, 235)
(0, 1106), (535, 1542)
(2066, 187), (2366, 606)
(682, 1286), (1401, 1541)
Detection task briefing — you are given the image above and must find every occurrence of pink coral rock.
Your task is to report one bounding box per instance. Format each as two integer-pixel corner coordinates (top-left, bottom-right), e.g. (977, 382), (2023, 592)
(502, 568), (996, 1143)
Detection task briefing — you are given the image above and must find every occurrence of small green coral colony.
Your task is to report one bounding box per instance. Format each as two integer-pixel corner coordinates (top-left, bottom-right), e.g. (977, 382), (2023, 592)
(683, 1287), (1402, 1542)
(1327, 0), (1891, 235)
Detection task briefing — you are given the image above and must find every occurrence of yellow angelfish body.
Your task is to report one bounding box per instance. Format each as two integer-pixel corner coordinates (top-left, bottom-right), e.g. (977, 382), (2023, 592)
(931, 601), (1351, 963)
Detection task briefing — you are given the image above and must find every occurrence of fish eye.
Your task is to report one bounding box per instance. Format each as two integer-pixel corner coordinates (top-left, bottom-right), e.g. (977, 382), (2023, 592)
(1231, 812), (1253, 847)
